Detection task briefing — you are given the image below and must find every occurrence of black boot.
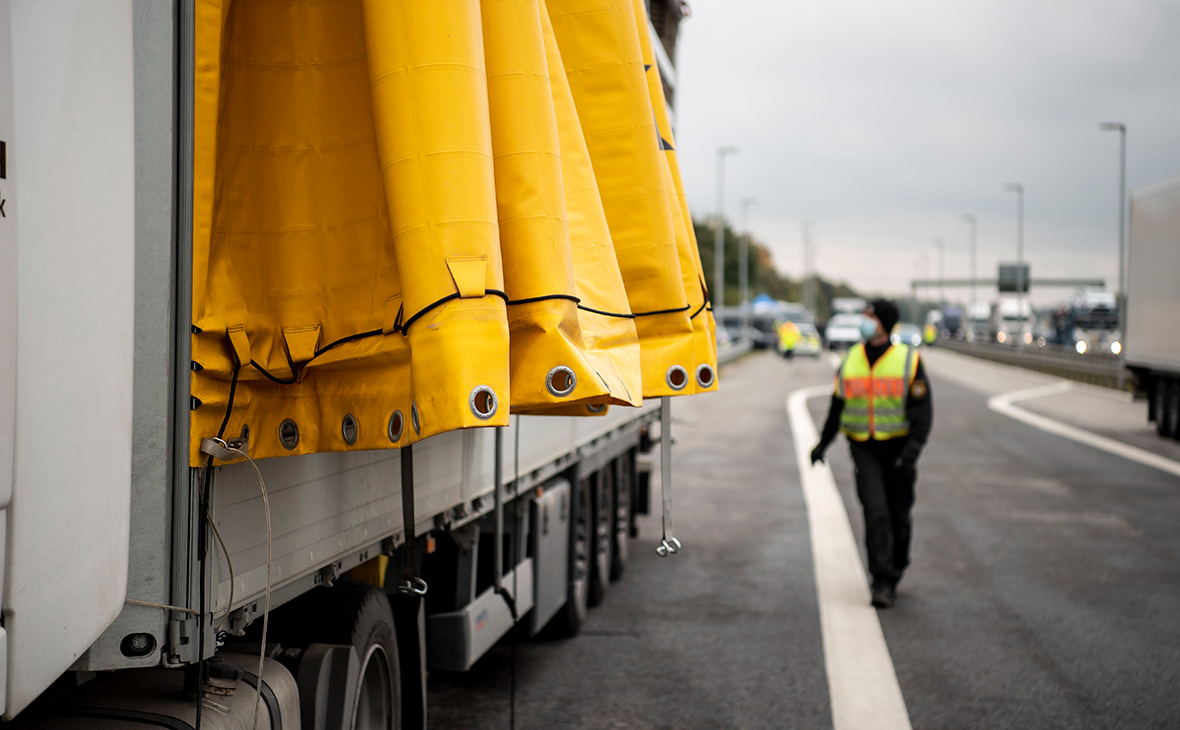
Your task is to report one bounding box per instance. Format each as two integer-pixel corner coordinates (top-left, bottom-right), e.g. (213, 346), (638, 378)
(870, 580), (895, 609)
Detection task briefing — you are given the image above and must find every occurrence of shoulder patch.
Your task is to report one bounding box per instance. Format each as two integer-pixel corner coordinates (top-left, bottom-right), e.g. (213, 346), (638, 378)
(910, 378), (928, 400)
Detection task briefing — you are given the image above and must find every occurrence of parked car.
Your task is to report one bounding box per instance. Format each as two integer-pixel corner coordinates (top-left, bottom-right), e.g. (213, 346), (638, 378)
(824, 314), (866, 350)
(793, 323), (823, 357)
(891, 323), (923, 348)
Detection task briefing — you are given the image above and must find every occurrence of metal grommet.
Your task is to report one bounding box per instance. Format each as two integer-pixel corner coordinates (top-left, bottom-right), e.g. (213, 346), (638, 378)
(665, 365), (689, 391)
(469, 385), (498, 420)
(278, 419), (299, 451)
(341, 413), (359, 446)
(545, 366), (577, 398)
(586, 403), (607, 414)
(411, 403), (421, 435)
(387, 410), (404, 444)
(695, 363), (715, 388)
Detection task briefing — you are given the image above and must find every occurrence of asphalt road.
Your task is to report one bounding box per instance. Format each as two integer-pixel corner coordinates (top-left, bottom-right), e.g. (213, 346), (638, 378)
(428, 348), (1180, 729)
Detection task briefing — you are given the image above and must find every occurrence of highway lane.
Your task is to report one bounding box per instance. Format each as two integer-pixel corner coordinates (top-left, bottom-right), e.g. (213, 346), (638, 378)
(809, 347), (1180, 729)
(429, 350), (832, 729)
(429, 348), (1180, 728)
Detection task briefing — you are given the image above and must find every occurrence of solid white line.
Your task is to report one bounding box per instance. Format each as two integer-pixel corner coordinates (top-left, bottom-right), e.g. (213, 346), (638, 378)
(787, 385), (912, 730)
(988, 381), (1180, 479)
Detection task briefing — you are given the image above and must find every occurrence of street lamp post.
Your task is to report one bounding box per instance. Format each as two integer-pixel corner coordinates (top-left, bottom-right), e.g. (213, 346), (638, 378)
(801, 220), (814, 314)
(962, 213), (977, 305)
(933, 238), (945, 306)
(740, 197), (757, 333)
(1005, 183), (1025, 352)
(1099, 122), (1127, 341)
(713, 146), (739, 311)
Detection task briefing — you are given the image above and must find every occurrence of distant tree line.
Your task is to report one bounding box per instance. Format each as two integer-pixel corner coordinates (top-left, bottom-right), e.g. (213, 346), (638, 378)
(693, 218), (860, 321)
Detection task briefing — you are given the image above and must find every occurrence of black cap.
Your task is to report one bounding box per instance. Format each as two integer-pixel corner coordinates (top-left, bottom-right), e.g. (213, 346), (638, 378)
(868, 299), (900, 334)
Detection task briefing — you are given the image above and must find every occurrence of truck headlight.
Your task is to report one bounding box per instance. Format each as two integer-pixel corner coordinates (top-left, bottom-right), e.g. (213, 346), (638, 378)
(1076, 340), (1087, 354)
(1111, 341), (1121, 355)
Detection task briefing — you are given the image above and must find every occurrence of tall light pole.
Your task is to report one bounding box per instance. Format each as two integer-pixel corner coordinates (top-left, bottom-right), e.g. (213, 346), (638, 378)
(1099, 122), (1126, 339)
(1005, 183), (1025, 352)
(713, 146), (739, 310)
(801, 220), (815, 314)
(933, 238), (945, 306)
(739, 197), (757, 332)
(962, 213), (977, 305)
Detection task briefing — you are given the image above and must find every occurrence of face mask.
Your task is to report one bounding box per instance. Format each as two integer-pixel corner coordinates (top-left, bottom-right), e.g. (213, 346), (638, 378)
(860, 318), (879, 340)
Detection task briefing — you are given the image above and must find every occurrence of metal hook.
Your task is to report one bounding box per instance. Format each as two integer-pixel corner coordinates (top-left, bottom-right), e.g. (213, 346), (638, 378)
(396, 576), (428, 596)
(656, 397), (682, 557)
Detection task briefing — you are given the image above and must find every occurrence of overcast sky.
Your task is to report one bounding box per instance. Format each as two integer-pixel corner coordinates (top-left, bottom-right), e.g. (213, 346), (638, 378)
(673, 0), (1180, 305)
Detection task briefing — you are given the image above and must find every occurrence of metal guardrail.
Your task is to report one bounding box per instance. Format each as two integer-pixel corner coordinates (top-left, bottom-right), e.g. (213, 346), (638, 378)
(936, 339), (1132, 391)
(716, 337), (754, 366)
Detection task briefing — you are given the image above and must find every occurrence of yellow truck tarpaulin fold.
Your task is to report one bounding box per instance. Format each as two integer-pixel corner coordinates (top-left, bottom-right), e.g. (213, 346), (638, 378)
(545, 0), (698, 398)
(482, 0), (639, 412)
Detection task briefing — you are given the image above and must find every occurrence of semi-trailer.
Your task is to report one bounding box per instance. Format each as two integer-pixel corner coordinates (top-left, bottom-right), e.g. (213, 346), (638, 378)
(0, 1), (717, 727)
(1124, 177), (1180, 440)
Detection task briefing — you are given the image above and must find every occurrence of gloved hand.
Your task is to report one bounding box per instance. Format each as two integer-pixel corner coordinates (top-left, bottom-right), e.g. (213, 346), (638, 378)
(894, 459), (917, 484)
(810, 444), (827, 465)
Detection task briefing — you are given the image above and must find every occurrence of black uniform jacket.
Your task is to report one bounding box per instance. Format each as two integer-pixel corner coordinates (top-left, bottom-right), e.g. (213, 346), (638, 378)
(816, 341), (933, 465)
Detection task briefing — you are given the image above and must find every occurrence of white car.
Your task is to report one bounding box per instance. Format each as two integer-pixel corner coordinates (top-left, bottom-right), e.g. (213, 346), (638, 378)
(825, 314), (866, 350)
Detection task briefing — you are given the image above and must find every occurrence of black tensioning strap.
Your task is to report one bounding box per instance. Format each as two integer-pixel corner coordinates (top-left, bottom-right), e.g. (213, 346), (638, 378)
(507, 293), (580, 306)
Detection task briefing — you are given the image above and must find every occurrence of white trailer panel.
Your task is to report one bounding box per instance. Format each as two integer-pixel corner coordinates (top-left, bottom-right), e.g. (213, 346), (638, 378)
(1126, 177), (1180, 372)
(4, 1), (136, 717)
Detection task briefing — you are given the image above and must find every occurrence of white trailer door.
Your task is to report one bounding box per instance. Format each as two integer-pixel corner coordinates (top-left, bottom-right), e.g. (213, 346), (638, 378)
(3, 1), (135, 718)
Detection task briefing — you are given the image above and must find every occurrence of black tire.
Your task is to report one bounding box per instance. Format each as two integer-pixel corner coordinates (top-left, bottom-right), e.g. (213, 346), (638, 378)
(610, 456), (631, 581)
(551, 476), (591, 636)
(1157, 378), (1174, 438)
(1169, 380), (1180, 442)
(264, 582), (401, 730)
(588, 468), (613, 607)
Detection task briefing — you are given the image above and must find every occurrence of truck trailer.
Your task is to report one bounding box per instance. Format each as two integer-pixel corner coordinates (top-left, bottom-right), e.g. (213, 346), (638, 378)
(0, 1), (717, 727)
(1124, 176), (1180, 440)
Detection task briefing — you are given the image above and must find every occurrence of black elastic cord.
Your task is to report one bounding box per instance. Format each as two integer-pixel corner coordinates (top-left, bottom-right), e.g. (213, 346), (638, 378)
(690, 300), (708, 319)
(216, 364), (241, 440)
(506, 293), (580, 306)
(398, 289), (510, 335)
(249, 360), (297, 385)
(632, 303), (692, 318)
(314, 328), (383, 358)
(577, 304), (635, 319)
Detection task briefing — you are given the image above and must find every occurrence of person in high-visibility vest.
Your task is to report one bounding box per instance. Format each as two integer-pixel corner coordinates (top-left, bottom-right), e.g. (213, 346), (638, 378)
(809, 300), (933, 609)
(924, 322), (937, 344)
(778, 320), (800, 358)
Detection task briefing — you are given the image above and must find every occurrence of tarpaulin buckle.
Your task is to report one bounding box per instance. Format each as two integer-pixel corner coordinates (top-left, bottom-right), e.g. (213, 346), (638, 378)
(282, 325), (321, 363)
(226, 325), (252, 367)
(446, 255), (488, 299)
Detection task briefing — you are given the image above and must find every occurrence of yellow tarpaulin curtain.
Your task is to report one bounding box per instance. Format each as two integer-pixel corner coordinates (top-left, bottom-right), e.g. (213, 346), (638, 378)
(481, 0), (639, 412)
(189, 0), (706, 463)
(190, 0), (510, 464)
(545, 0), (698, 398)
(361, 0), (512, 438)
(526, 0), (644, 416)
(631, 0), (718, 393)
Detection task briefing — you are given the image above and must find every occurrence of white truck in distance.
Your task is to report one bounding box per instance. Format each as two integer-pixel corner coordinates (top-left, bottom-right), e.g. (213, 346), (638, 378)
(991, 297), (1033, 346)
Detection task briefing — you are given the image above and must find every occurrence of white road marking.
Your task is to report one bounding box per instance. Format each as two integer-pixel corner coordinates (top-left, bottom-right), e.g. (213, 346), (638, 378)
(787, 385), (913, 730)
(988, 381), (1180, 479)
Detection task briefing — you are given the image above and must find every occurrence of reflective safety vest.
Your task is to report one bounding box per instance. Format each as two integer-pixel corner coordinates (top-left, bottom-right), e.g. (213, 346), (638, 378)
(836, 342), (919, 441)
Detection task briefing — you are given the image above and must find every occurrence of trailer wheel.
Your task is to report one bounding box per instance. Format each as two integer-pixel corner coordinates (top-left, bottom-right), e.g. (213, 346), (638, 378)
(588, 469), (613, 606)
(1154, 379), (1171, 437)
(551, 476), (591, 636)
(1168, 380), (1180, 442)
(610, 456), (631, 581)
(265, 582), (401, 730)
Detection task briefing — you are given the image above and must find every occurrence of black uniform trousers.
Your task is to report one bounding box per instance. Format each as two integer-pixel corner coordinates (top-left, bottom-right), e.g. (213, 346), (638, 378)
(849, 436), (915, 586)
